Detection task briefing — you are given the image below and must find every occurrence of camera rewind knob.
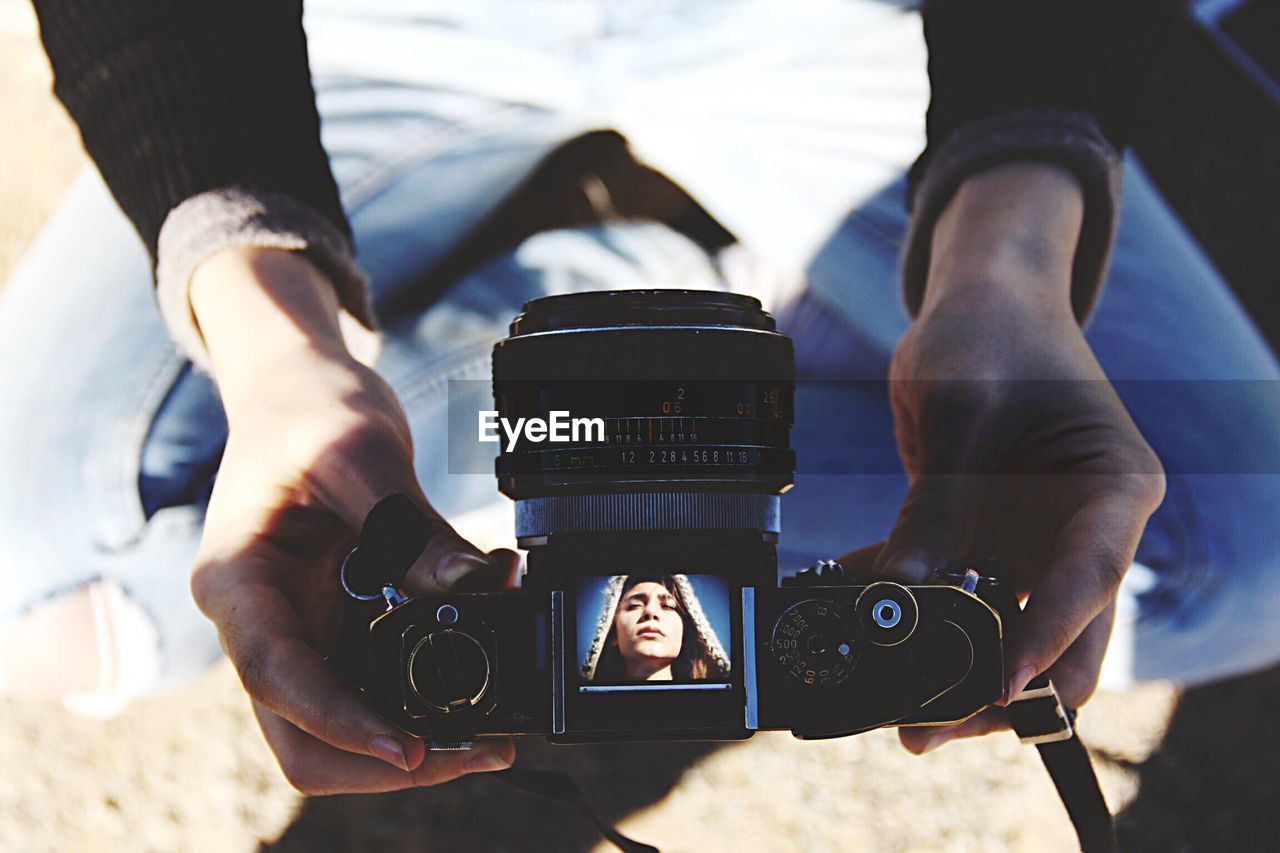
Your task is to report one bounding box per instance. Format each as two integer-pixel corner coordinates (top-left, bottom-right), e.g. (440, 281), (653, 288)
(406, 630), (492, 715)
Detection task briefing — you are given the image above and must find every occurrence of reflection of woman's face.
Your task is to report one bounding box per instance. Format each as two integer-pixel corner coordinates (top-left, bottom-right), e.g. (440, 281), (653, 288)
(613, 581), (685, 680)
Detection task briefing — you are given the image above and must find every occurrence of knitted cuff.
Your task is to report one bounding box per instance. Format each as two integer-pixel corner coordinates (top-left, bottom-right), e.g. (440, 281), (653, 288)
(155, 188), (374, 371)
(902, 107), (1124, 324)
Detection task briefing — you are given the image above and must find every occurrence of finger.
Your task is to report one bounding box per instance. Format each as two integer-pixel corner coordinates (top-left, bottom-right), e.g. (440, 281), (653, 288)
(898, 707), (1010, 755)
(343, 490), (513, 595)
(872, 473), (990, 583)
(254, 703), (514, 795)
(875, 378), (1019, 582)
(1039, 601), (1115, 709)
(834, 540), (885, 581)
(900, 604), (1116, 755)
(300, 418), (505, 593)
(1004, 488), (1155, 700)
(402, 523), (513, 594)
(488, 548), (523, 590)
(194, 573), (426, 768)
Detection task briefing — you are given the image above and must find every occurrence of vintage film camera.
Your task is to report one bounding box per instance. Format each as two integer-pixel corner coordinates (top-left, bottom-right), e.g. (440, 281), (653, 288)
(332, 290), (1019, 744)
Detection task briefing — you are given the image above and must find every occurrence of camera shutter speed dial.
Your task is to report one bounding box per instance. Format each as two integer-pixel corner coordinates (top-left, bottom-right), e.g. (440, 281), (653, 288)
(769, 600), (858, 687)
(406, 630), (492, 714)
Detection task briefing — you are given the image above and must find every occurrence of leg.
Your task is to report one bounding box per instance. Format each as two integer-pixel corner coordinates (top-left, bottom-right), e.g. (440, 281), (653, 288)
(0, 1), (725, 707)
(0, 170), (202, 706)
(0, 5), (584, 707)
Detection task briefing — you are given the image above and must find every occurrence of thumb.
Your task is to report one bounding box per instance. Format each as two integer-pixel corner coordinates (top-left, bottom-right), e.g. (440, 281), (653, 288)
(872, 473), (988, 583)
(343, 488), (510, 595)
(403, 519), (511, 594)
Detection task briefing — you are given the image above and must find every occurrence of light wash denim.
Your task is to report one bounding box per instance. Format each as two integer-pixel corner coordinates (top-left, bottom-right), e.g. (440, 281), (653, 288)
(2, 0), (1278, 699)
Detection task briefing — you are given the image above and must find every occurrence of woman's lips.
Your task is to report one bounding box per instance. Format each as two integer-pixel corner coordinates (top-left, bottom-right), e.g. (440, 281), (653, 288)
(636, 626), (665, 639)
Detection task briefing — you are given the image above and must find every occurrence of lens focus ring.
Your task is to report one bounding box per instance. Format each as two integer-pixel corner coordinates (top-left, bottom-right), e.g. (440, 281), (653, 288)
(492, 291), (796, 505)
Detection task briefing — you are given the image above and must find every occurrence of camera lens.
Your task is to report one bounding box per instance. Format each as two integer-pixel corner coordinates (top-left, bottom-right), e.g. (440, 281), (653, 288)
(491, 290), (795, 540)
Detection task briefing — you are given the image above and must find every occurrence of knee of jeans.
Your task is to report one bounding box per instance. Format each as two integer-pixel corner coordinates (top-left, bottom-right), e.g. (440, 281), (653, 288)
(1129, 473), (1280, 684)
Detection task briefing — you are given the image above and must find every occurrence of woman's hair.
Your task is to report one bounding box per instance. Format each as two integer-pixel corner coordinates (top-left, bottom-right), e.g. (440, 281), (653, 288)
(593, 575), (716, 682)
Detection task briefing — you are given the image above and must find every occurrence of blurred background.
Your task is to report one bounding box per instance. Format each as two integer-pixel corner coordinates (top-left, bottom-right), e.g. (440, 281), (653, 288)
(1, 0), (1278, 850)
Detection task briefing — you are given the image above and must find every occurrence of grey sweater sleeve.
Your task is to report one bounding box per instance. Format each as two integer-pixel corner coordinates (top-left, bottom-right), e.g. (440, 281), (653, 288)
(32, 0), (372, 367)
(901, 107), (1124, 324)
(156, 189), (373, 371)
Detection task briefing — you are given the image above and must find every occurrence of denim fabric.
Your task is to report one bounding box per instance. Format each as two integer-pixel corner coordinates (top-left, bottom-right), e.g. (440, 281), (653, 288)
(1, 0), (1277, 696)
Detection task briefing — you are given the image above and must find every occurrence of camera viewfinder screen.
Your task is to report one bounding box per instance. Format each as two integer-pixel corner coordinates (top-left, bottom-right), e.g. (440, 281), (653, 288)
(577, 575), (733, 684)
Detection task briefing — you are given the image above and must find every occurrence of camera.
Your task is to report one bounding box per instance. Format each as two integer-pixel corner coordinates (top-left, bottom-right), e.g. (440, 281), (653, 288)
(335, 290), (1011, 744)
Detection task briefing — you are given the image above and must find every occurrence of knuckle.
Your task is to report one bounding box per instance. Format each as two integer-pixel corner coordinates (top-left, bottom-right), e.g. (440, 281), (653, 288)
(1110, 444), (1166, 509)
(1097, 561), (1128, 596)
(236, 640), (276, 701)
(188, 559), (223, 617)
(1052, 664), (1100, 709)
(1067, 535), (1132, 596)
(189, 570), (213, 615)
(344, 407), (412, 456)
(1090, 545), (1130, 594)
(1139, 463), (1168, 510)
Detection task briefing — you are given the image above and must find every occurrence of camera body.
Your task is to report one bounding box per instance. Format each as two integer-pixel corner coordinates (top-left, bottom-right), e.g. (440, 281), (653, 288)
(356, 530), (1010, 744)
(343, 290), (1010, 746)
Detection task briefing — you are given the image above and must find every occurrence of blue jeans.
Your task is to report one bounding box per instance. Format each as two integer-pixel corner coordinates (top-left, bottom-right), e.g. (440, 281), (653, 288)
(2, 0), (1278, 698)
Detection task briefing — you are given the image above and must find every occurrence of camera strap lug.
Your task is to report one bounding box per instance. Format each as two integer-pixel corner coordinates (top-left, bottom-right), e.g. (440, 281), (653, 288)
(1008, 679), (1073, 745)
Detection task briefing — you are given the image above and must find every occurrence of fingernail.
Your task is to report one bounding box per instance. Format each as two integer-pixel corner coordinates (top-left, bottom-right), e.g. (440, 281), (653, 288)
(881, 549), (933, 584)
(369, 735), (410, 771)
(1003, 665), (1036, 706)
(464, 752), (511, 774)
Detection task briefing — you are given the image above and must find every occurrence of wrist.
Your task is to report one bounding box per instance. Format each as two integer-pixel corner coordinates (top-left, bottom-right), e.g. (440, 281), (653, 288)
(190, 247), (355, 396)
(921, 161), (1084, 322)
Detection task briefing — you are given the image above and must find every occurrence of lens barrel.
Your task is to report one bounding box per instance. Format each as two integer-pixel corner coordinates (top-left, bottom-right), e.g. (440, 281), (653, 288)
(491, 290), (795, 539)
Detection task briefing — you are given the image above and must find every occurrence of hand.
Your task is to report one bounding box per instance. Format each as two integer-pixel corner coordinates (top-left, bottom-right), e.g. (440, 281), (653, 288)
(839, 163), (1166, 753)
(187, 247), (518, 793)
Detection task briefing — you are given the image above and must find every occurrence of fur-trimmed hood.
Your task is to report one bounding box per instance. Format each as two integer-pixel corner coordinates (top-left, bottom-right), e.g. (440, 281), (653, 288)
(580, 575), (731, 681)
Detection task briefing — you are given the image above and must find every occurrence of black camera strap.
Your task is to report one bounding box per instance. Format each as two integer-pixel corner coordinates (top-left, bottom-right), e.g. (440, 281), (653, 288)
(1007, 675), (1116, 853)
(492, 768), (659, 853)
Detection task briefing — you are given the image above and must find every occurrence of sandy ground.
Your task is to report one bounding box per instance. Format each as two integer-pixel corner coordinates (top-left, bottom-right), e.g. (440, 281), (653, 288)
(2, 3), (1277, 851)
